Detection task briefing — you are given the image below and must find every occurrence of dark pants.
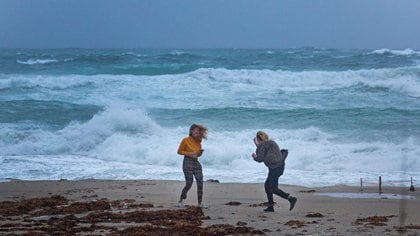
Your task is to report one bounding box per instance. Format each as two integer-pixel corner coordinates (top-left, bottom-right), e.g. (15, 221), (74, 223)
(180, 157), (203, 204)
(265, 166), (289, 205)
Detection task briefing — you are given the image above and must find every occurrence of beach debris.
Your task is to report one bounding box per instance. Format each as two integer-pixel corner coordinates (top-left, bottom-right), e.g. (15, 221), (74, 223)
(31, 199), (111, 216)
(81, 194), (98, 199)
(0, 196), (266, 235)
(285, 220), (306, 228)
(0, 195), (68, 216)
(236, 221), (247, 226)
(305, 212), (324, 218)
(394, 224), (420, 232)
(225, 201), (242, 206)
(119, 223), (265, 236)
(109, 199), (153, 209)
(206, 179), (220, 183)
(299, 189), (316, 193)
(409, 176), (415, 191)
(354, 215), (397, 227)
(249, 202), (275, 207)
(204, 224), (265, 235)
(82, 205), (205, 225)
(409, 185), (415, 191)
(137, 203), (154, 208)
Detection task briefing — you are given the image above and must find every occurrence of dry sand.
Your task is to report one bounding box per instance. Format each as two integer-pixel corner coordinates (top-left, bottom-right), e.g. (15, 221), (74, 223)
(0, 179), (419, 235)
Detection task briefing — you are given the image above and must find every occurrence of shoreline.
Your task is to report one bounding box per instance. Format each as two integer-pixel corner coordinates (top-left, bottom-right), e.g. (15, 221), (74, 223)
(1, 179), (419, 235)
(1, 176), (415, 186)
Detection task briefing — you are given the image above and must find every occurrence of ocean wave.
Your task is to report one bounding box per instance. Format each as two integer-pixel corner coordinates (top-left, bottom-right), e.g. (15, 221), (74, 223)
(1, 104), (418, 169)
(0, 104), (161, 154)
(1, 104), (419, 185)
(369, 48), (420, 56)
(0, 74), (97, 90)
(0, 100), (101, 126)
(187, 67), (420, 97)
(3, 48), (418, 76)
(16, 58), (59, 65)
(169, 50), (186, 55)
(1, 66), (419, 110)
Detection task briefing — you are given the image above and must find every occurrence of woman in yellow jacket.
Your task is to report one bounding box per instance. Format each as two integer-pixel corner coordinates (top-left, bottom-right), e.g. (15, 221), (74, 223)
(177, 124), (207, 208)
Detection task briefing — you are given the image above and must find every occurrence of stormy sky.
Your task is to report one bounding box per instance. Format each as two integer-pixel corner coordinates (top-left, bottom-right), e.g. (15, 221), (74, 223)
(1, 0), (419, 49)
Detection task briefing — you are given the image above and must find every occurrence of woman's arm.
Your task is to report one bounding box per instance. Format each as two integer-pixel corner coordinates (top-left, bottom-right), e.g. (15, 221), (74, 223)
(177, 139), (190, 156)
(253, 143), (266, 162)
(177, 139), (198, 158)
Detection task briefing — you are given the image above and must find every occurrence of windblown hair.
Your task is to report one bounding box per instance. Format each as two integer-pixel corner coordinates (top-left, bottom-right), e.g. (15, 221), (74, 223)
(189, 124), (208, 140)
(256, 131), (269, 142)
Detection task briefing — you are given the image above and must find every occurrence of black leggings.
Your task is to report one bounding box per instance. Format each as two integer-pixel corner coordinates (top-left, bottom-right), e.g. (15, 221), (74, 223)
(265, 166), (289, 205)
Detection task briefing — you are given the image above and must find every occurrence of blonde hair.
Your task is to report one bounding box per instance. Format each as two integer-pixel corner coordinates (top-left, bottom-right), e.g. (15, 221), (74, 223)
(256, 131), (269, 142)
(189, 124), (208, 139)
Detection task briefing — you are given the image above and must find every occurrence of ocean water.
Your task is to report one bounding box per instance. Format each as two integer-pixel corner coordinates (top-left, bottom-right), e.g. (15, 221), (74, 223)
(0, 48), (419, 187)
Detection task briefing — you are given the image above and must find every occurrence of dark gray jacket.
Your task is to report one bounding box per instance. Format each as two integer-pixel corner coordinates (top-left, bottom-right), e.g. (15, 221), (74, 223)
(254, 140), (288, 169)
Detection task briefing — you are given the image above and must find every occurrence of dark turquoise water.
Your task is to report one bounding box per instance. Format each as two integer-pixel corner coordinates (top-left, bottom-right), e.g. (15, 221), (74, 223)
(0, 48), (419, 186)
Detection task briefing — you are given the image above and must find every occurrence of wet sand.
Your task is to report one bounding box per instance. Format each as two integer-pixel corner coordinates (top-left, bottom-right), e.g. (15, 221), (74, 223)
(0, 179), (419, 235)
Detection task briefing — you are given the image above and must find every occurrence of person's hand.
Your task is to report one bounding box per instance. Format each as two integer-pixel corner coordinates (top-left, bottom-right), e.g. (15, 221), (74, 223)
(252, 153), (257, 159)
(253, 137), (259, 146)
(190, 152), (198, 158)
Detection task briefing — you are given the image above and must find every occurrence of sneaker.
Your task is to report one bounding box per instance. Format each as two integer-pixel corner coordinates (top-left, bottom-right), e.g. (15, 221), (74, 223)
(177, 201), (184, 208)
(288, 196), (297, 211)
(198, 203), (208, 209)
(263, 206), (274, 212)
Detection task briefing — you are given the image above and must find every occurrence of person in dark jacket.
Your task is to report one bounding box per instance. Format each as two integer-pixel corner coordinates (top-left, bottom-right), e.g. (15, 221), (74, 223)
(252, 131), (297, 212)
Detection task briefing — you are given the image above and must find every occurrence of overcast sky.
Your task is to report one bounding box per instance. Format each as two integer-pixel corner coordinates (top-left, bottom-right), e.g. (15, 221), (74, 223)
(1, 0), (419, 49)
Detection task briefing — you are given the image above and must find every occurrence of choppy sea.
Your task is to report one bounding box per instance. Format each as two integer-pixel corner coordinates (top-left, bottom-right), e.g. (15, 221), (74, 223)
(1, 48), (419, 187)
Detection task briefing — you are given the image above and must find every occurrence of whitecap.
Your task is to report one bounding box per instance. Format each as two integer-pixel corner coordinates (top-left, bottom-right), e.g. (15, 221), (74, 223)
(369, 48), (420, 56)
(17, 58), (59, 65)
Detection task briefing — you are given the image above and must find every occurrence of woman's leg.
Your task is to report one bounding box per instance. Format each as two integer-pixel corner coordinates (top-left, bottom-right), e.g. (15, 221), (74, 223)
(180, 158), (194, 201)
(268, 166), (290, 199)
(267, 166), (298, 211)
(193, 161), (203, 204)
(264, 169), (276, 206)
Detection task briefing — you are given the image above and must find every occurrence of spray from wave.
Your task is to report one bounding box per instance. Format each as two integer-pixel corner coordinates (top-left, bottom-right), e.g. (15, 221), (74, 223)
(1, 104), (418, 186)
(17, 59), (59, 65)
(1, 48), (419, 186)
(369, 48), (420, 56)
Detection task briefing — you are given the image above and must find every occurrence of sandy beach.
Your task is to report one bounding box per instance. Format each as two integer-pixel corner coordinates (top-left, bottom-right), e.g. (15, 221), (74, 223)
(0, 179), (419, 235)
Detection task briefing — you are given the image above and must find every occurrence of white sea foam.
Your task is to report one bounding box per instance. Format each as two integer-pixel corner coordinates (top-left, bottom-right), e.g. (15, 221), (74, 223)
(17, 58), (59, 65)
(170, 50), (186, 55)
(1, 105), (419, 186)
(0, 74), (96, 90)
(369, 48), (420, 56)
(315, 192), (415, 199)
(2, 66), (419, 109)
(187, 67), (420, 98)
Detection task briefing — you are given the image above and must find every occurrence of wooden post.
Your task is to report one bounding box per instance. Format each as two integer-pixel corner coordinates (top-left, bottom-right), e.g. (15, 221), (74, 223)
(360, 178), (363, 192)
(379, 176), (382, 194)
